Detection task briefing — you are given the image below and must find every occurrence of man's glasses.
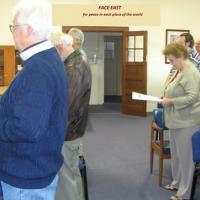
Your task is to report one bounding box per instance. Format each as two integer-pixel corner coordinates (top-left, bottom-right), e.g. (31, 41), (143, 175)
(9, 24), (28, 33)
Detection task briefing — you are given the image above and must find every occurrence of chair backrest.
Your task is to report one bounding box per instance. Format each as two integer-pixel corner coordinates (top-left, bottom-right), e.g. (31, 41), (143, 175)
(157, 102), (163, 108)
(153, 108), (165, 129)
(192, 129), (200, 163)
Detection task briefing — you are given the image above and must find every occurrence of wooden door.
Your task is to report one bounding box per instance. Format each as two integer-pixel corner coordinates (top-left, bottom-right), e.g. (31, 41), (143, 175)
(121, 31), (147, 116)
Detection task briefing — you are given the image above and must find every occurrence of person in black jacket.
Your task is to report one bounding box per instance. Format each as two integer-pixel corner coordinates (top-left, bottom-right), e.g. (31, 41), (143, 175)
(51, 31), (91, 200)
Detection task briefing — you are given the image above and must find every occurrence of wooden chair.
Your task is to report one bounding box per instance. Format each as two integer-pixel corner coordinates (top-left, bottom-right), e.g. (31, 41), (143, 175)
(150, 121), (171, 186)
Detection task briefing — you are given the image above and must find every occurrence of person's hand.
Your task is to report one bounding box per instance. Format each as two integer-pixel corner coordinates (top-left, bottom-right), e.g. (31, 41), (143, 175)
(159, 97), (174, 107)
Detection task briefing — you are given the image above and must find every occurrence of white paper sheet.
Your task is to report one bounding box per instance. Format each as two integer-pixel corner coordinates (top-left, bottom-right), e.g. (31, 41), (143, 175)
(132, 92), (161, 102)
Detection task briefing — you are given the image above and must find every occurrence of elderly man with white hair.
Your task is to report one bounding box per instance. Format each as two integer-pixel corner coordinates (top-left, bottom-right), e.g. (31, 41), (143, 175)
(68, 28), (84, 49)
(68, 27), (87, 62)
(51, 32), (91, 200)
(0, 1), (67, 200)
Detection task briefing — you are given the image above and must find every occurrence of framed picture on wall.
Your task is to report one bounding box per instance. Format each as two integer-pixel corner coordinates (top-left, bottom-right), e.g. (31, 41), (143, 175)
(165, 29), (190, 63)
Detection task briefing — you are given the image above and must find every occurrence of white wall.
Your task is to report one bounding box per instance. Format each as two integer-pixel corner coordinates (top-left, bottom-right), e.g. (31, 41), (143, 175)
(83, 33), (104, 105)
(130, 0), (200, 111)
(0, 0), (16, 45)
(1, 0), (200, 110)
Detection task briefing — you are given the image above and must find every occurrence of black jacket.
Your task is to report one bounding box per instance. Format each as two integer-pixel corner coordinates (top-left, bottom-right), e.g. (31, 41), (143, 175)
(64, 49), (91, 141)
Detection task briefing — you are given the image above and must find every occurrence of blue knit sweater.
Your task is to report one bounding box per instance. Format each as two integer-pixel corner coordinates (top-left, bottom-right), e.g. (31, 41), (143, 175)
(0, 45), (67, 189)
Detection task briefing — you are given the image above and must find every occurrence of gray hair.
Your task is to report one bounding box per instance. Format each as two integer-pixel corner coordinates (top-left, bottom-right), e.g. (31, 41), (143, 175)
(50, 32), (73, 47)
(12, 0), (52, 40)
(68, 28), (84, 48)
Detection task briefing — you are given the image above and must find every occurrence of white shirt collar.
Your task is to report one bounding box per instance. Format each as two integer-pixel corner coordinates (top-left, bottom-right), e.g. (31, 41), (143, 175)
(20, 40), (54, 61)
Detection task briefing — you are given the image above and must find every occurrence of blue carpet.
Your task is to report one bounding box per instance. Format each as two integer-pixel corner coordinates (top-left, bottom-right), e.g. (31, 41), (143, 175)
(83, 113), (200, 200)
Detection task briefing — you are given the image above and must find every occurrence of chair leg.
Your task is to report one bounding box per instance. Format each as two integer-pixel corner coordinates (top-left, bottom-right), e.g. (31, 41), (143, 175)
(150, 125), (154, 174)
(83, 164), (89, 200)
(190, 170), (197, 200)
(150, 146), (154, 173)
(159, 156), (163, 187)
(80, 157), (89, 200)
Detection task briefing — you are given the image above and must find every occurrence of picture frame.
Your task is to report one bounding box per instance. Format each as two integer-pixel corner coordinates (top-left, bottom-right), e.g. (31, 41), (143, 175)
(165, 29), (190, 63)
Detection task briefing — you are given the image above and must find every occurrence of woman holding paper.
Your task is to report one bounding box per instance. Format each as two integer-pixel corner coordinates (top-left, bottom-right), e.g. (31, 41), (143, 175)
(160, 42), (200, 200)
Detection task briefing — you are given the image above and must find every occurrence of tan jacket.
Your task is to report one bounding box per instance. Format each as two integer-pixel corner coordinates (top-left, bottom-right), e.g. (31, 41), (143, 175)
(164, 63), (200, 129)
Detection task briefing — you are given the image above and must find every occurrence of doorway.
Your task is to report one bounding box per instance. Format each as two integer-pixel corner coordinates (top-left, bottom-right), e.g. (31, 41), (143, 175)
(104, 35), (122, 104)
(62, 26), (147, 116)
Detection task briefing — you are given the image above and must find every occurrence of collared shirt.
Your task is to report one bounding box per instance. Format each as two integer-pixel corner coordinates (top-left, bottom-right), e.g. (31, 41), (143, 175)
(189, 48), (200, 71)
(20, 40), (54, 61)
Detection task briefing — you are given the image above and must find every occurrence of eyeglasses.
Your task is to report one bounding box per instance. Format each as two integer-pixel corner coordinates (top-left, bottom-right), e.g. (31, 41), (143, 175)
(9, 24), (28, 33)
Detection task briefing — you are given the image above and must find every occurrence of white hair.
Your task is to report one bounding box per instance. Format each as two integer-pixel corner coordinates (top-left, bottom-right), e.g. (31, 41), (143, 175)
(68, 28), (84, 47)
(12, 0), (52, 40)
(50, 32), (73, 47)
